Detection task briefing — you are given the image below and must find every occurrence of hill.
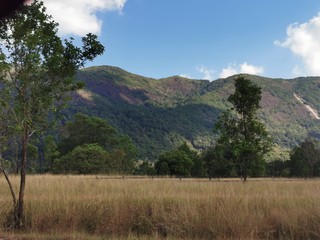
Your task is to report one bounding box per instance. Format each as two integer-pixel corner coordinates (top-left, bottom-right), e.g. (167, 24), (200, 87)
(67, 65), (320, 160)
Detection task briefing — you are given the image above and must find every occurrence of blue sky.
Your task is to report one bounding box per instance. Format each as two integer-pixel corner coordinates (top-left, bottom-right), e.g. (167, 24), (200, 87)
(43, 0), (320, 80)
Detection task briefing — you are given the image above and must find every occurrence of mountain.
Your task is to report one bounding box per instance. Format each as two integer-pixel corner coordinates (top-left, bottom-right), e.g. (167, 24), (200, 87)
(67, 65), (320, 160)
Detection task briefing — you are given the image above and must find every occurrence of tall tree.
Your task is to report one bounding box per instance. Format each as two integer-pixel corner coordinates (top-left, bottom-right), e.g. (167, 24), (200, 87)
(215, 76), (271, 181)
(0, 1), (104, 227)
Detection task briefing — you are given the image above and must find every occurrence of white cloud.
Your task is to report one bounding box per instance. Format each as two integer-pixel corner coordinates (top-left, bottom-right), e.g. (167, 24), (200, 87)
(275, 14), (320, 75)
(219, 62), (264, 78)
(292, 65), (305, 77)
(219, 64), (238, 78)
(196, 65), (215, 81)
(179, 74), (192, 79)
(240, 62), (264, 75)
(42, 0), (127, 36)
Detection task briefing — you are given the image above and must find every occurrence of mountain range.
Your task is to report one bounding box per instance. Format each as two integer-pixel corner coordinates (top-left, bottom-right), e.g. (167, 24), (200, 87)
(67, 65), (320, 160)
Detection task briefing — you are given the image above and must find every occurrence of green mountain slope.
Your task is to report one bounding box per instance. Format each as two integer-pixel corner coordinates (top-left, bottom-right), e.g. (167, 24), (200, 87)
(68, 65), (320, 160)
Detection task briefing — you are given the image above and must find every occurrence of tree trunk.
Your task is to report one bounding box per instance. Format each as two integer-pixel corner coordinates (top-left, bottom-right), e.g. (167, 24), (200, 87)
(242, 161), (247, 182)
(15, 142), (19, 174)
(2, 168), (17, 209)
(16, 128), (29, 228)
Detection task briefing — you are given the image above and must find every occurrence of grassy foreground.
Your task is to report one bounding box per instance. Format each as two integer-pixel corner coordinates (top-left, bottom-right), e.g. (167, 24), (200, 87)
(1, 175), (320, 239)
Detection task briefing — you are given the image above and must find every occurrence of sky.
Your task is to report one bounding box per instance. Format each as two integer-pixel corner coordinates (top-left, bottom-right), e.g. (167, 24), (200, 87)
(41, 0), (320, 81)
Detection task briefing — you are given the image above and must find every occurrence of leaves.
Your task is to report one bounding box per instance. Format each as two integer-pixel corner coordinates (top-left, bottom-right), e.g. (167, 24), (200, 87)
(214, 76), (272, 180)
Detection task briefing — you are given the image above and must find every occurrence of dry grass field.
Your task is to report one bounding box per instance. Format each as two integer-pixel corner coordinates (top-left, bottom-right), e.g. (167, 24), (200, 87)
(1, 175), (320, 239)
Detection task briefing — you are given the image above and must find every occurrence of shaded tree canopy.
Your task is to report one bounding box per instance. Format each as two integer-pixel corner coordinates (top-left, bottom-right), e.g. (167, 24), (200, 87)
(289, 138), (320, 177)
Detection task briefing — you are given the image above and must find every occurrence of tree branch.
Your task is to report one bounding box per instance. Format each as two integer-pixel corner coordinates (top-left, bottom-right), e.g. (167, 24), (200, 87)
(0, 158), (17, 208)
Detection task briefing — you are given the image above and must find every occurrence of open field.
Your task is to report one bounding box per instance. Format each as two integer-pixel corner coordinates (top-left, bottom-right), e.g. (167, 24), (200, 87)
(1, 175), (320, 239)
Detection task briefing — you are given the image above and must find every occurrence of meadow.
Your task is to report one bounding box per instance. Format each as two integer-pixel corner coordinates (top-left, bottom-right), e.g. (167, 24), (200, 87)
(1, 175), (320, 239)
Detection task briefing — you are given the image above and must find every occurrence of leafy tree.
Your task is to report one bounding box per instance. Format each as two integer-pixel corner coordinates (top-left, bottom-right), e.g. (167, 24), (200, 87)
(0, 1), (104, 227)
(56, 113), (137, 174)
(155, 143), (197, 177)
(134, 161), (156, 176)
(215, 76), (271, 181)
(266, 160), (289, 177)
(53, 144), (110, 174)
(203, 145), (234, 178)
(155, 161), (170, 175)
(289, 138), (320, 177)
(190, 157), (207, 178)
(58, 113), (116, 155)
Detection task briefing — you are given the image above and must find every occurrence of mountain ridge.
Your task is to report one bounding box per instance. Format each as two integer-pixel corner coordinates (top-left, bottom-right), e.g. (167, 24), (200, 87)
(69, 65), (320, 160)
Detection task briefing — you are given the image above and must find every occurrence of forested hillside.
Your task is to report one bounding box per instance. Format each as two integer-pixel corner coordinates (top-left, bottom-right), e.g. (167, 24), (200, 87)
(67, 65), (320, 160)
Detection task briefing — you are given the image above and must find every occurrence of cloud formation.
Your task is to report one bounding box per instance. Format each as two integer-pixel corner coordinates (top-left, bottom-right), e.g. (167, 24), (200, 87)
(219, 62), (264, 78)
(42, 0), (127, 36)
(196, 65), (215, 81)
(179, 74), (192, 79)
(275, 14), (320, 75)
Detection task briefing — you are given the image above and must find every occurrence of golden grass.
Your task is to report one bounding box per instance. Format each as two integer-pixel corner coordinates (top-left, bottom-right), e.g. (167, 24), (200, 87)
(1, 175), (320, 239)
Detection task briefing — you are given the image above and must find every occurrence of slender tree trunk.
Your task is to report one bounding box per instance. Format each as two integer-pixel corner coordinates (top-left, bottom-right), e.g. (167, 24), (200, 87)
(16, 127), (29, 228)
(2, 168), (17, 209)
(15, 142), (19, 174)
(242, 161), (247, 182)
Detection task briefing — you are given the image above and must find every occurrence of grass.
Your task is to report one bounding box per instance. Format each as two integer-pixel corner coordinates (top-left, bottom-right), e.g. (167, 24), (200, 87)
(1, 175), (320, 239)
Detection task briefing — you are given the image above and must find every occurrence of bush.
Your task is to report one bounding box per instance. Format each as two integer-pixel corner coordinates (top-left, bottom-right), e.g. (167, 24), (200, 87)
(52, 144), (110, 174)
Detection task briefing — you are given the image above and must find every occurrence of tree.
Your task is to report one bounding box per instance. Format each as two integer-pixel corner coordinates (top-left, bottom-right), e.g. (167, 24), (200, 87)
(155, 142), (197, 177)
(0, 1), (104, 227)
(215, 76), (271, 181)
(55, 113), (137, 174)
(58, 113), (116, 155)
(203, 145), (234, 179)
(289, 138), (320, 177)
(266, 160), (289, 177)
(53, 144), (110, 174)
(43, 135), (60, 171)
(134, 161), (156, 176)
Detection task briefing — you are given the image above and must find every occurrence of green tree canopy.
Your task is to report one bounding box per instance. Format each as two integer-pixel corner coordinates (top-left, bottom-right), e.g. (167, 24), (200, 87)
(55, 113), (137, 174)
(53, 144), (110, 174)
(58, 113), (116, 155)
(215, 76), (271, 181)
(289, 138), (320, 177)
(203, 145), (234, 178)
(155, 142), (200, 177)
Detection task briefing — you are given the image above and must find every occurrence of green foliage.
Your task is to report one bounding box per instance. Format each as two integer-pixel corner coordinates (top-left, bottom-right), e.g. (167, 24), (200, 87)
(71, 66), (320, 161)
(0, 0), (104, 227)
(215, 76), (272, 180)
(134, 161), (156, 176)
(289, 138), (320, 177)
(266, 160), (290, 177)
(0, 1), (105, 134)
(155, 142), (203, 177)
(203, 145), (234, 178)
(53, 144), (110, 174)
(43, 135), (60, 171)
(0, 0), (104, 173)
(58, 113), (116, 155)
(54, 113), (137, 174)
